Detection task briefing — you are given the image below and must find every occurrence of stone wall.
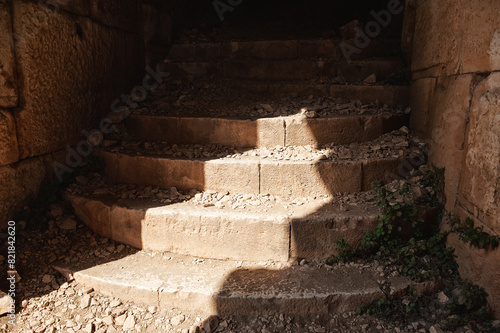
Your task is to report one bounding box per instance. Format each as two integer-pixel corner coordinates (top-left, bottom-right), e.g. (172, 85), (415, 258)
(406, 0), (500, 318)
(0, 0), (145, 228)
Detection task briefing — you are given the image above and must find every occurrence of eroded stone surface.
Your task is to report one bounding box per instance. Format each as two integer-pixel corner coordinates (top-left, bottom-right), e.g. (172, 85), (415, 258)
(426, 75), (477, 211)
(0, 110), (19, 166)
(90, 0), (140, 33)
(460, 0), (500, 73)
(460, 72), (500, 230)
(0, 157), (45, 227)
(411, 0), (463, 77)
(412, 0), (500, 77)
(0, 1), (18, 107)
(12, 1), (142, 159)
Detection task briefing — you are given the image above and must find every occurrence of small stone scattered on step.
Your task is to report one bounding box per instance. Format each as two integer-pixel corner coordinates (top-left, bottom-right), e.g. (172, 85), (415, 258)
(363, 74), (377, 84)
(58, 218), (78, 230)
(0, 291), (13, 316)
(171, 314), (185, 326)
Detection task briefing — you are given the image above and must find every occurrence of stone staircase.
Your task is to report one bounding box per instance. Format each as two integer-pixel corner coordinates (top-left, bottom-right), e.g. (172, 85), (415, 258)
(61, 37), (428, 316)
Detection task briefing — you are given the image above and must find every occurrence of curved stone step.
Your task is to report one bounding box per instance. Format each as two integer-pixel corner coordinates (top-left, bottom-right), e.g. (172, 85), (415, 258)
(66, 192), (381, 262)
(53, 251), (418, 316)
(236, 82), (410, 106)
(164, 59), (405, 81)
(167, 39), (401, 62)
(97, 148), (417, 197)
(126, 113), (408, 148)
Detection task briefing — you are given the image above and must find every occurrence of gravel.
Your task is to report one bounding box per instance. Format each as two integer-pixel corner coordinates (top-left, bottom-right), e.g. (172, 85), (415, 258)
(102, 128), (424, 163)
(1, 194), (497, 332)
(133, 75), (408, 119)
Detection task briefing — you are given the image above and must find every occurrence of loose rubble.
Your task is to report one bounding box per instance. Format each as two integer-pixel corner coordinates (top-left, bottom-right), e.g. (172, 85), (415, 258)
(132, 75), (408, 119)
(102, 128), (424, 163)
(1, 182), (498, 332)
(66, 164), (434, 216)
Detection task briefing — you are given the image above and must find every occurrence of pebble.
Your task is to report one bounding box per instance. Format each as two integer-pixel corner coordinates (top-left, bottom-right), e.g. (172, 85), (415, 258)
(115, 314), (127, 326)
(122, 315), (136, 330)
(80, 294), (91, 309)
(171, 314), (185, 326)
(109, 300), (121, 308)
(58, 218), (78, 230)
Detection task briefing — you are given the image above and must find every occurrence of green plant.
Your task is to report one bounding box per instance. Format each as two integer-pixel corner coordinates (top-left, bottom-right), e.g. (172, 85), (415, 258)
(360, 180), (423, 255)
(392, 233), (457, 282)
(326, 238), (356, 264)
(326, 167), (458, 282)
(416, 167), (445, 207)
(450, 217), (500, 250)
(445, 282), (491, 329)
(356, 287), (420, 320)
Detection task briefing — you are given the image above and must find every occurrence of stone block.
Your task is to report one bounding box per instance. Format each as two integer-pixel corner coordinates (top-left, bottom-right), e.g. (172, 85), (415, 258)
(204, 159), (260, 194)
(410, 78), (436, 135)
(427, 75), (477, 211)
(0, 1), (18, 108)
(460, 0), (500, 73)
(362, 158), (406, 191)
(411, 0), (463, 77)
(143, 206), (289, 261)
(257, 118), (285, 147)
(260, 161), (362, 197)
(447, 208), (500, 319)
(0, 110), (19, 166)
(459, 72), (500, 229)
(99, 150), (205, 191)
(291, 211), (379, 258)
(127, 115), (180, 143)
(90, 0), (140, 33)
(298, 39), (337, 59)
(178, 117), (258, 147)
(231, 40), (299, 60)
(284, 115), (384, 147)
(0, 157), (45, 228)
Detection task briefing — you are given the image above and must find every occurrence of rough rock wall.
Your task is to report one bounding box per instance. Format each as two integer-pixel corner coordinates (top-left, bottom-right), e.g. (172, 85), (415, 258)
(406, 0), (500, 318)
(0, 0), (145, 227)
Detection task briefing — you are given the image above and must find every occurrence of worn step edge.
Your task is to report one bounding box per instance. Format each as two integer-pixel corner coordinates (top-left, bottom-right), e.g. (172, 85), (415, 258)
(126, 113), (408, 148)
(164, 59), (405, 81)
(235, 82), (410, 106)
(67, 193), (382, 262)
(97, 149), (416, 196)
(52, 251), (434, 316)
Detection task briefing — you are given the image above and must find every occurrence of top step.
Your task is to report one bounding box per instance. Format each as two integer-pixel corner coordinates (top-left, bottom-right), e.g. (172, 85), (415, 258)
(167, 39), (402, 62)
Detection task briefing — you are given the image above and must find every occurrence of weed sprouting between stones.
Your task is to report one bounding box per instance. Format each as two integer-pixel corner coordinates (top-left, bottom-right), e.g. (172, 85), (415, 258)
(327, 167), (457, 282)
(449, 216), (500, 250)
(326, 167), (500, 331)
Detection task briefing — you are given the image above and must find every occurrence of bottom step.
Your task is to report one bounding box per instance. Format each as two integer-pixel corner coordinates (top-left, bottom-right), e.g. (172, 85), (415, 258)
(53, 252), (423, 316)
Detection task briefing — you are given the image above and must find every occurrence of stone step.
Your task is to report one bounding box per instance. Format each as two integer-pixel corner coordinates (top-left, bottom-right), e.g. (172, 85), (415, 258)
(53, 251), (420, 316)
(164, 59), (405, 82)
(96, 136), (422, 197)
(236, 82), (410, 106)
(126, 113), (409, 148)
(167, 39), (401, 62)
(66, 189), (381, 262)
